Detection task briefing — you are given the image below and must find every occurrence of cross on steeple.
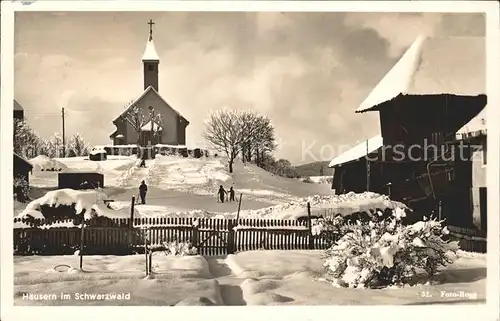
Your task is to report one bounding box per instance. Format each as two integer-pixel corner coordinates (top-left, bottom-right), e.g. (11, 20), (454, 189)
(148, 19), (155, 41)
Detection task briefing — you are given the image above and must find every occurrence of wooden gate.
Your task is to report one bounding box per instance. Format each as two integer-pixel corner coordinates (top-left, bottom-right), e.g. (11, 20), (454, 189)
(192, 219), (235, 256)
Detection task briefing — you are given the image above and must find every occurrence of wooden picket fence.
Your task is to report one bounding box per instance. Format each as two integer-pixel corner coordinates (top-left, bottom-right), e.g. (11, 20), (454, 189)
(446, 225), (487, 253)
(13, 216), (333, 256)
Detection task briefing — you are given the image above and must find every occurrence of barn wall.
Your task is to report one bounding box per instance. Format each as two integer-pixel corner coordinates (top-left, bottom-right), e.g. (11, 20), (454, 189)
(470, 137), (487, 231)
(379, 94), (486, 147)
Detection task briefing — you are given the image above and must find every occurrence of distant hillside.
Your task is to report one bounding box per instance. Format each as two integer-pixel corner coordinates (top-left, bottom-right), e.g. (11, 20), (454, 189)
(294, 161), (332, 177)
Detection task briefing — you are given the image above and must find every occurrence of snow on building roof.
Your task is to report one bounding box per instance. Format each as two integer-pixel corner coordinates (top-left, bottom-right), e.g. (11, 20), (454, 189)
(14, 99), (23, 111)
(14, 153), (33, 170)
(142, 38), (160, 61)
(357, 36), (485, 113)
(456, 105), (487, 139)
(328, 135), (383, 168)
(113, 86), (188, 123)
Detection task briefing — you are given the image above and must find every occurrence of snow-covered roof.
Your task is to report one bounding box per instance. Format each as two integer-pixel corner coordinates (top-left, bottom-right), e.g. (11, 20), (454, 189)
(14, 99), (23, 111)
(141, 120), (163, 131)
(357, 36), (485, 113)
(14, 153), (33, 169)
(456, 105), (487, 139)
(113, 86), (189, 124)
(142, 37), (160, 61)
(328, 135), (383, 168)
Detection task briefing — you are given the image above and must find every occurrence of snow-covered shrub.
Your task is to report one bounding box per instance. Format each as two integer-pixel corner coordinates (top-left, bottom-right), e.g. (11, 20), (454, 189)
(14, 177), (30, 202)
(302, 177), (314, 183)
(157, 240), (198, 256)
(320, 208), (459, 289)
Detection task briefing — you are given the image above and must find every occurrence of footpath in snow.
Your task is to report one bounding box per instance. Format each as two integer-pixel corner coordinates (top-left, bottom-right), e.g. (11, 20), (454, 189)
(206, 257), (247, 305)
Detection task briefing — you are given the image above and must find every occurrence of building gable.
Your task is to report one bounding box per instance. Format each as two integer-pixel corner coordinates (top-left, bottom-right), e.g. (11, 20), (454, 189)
(357, 36), (485, 113)
(114, 86), (189, 125)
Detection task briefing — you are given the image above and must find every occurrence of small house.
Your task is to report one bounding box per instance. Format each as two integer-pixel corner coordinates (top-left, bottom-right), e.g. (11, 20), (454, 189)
(14, 153), (33, 187)
(329, 135), (385, 195)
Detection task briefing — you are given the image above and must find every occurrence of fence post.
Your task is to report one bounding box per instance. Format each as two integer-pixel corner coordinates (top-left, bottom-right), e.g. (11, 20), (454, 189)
(307, 202), (314, 250)
(227, 219), (235, 254)
(236, 193), (243, 220)
(192, 221), (199, 247)
(438, 200), (443, 221)
(79, 218), (85, 270)
(144, 229), (148, 276)
(129, 196), (135, 246)
(148, 250), (153, 275)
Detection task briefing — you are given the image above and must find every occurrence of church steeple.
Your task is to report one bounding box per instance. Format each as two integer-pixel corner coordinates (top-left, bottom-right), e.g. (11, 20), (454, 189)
(142, 19), (160, 91)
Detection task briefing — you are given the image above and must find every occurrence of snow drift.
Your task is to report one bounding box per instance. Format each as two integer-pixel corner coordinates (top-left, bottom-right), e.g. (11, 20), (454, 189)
(30, 155), (68, 171)
(17, 188), (111, 220)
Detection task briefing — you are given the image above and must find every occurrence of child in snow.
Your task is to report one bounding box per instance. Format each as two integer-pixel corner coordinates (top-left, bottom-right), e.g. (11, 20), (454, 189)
(229, 186), (235, 202)
(139, 180), (148, 204)
(218, 185), (227, 203)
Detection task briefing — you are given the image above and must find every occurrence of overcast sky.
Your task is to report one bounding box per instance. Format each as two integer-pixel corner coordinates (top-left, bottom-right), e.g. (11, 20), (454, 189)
(14, 11), (485, 165)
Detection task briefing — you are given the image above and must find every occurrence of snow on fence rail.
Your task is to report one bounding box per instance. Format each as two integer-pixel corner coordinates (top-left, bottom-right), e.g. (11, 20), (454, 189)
(13, 217), (332, 256)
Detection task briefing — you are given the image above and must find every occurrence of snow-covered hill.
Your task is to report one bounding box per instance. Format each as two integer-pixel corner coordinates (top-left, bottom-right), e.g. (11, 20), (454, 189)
(21, 154), (334, 219)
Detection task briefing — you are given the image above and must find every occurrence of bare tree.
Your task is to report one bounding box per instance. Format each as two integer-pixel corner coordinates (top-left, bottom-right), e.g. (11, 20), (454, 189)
(204, 109), (277, 173)
(67, 133), (90, 156)
(250, 116), (277, 166)
(147, 106), (164, 145)
(123, 105), (148, 145)
(238, 112), (276, 164)
(204, 110), (242, 173)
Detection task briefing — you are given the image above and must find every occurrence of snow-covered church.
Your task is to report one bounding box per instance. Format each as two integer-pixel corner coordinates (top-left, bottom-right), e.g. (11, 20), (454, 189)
(109, 19), (189, 146)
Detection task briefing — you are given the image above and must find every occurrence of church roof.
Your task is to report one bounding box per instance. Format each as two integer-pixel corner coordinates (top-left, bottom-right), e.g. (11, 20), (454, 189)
(14, 99), (23, 111)
(356, 36), (485, 113)
(114, 86), (189, 125)
(142, 37), (160, 61)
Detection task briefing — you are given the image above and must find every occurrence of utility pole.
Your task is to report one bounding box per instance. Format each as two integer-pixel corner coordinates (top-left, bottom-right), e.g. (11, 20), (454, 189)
(366, 139), (370, 192)
(62, 107), (66, 158)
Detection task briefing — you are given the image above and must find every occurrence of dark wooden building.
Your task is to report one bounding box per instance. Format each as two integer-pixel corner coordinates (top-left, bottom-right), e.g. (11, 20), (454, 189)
(331, 36), (486, 229)
(14, 99), (24, 121)
(14, 153), (33, 186)
(58, 172), (104, 190)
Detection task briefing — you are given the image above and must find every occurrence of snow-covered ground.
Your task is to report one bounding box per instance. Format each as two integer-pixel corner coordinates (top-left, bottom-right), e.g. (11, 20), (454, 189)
(14, 250), (485, 306)
(227, 250), (486, 305)
(304, 176), (331, 184)
(14, 254), (222, 306)
(21, 155), (333, 219)
(16, 186), (405, 223)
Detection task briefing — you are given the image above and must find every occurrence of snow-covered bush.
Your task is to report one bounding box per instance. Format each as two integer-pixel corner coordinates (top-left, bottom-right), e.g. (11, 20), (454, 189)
(154, 240), (198, 256)
(319, 208), (459, 289)
(14, 177), (30, 202)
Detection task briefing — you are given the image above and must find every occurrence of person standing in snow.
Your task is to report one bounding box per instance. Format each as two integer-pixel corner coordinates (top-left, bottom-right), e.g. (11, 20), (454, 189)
(218, 185), (227, 203)
(139, 158), (146, 168)
(139, 180), (148, 204)
(229, 186), (235, 202)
